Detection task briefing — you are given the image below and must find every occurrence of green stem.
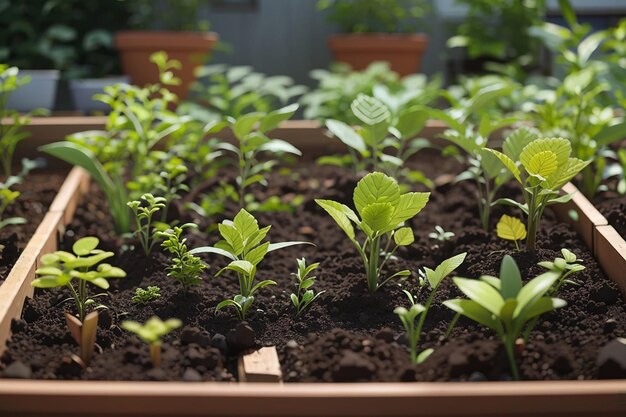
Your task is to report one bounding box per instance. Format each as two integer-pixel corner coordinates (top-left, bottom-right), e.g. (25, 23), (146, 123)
(415, 288), (437, 345)
(505, 338), (520, 381)
(367, 236), (381, 292)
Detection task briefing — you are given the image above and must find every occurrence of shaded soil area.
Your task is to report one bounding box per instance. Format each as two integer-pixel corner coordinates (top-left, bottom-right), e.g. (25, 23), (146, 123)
(1, 157), (625, 382)
(0, 173), (65, 285)
(596, 193), (626, 239)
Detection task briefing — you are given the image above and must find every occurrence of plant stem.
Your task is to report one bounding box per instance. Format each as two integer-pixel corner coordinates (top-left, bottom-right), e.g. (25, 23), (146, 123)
(367, 237), (381, 292)
(505, 339), (520, 380)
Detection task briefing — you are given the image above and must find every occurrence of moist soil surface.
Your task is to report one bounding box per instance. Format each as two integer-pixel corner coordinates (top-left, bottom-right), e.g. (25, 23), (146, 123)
(0, 173), (65, 285)
(1, 156), (625, 382)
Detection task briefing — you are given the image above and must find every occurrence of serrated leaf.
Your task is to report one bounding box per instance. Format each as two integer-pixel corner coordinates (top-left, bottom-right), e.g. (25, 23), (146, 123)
(525, 150), (558, 178)
(521, 138), (571, 171)
(388, 192), (430, 227)
(496, 215), (527, 242)
(233, 209), (259, 241)
(543, 158), (591, 190)
(351, 94), (391, 126)
(353, 172), (400, 217)
(393, 227), (414, 246)
(503, 127), (540, 160)
(362, 203), (394, 232)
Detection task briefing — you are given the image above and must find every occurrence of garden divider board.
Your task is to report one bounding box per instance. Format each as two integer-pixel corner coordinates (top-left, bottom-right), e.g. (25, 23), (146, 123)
(0, 125), (624, 416)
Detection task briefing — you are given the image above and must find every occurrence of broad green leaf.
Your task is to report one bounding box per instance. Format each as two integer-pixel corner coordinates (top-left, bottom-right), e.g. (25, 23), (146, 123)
(258, 103), (298, 133)
(224, 260), (255, 276)
(315, 199), (356, 240)
(244, 241), (269, 266)
(351, 94), (391, 126)
(232, 113), (264, 140)
(218, 223), (244, 256)
(483, 149), (521, 183)
(499, 255), (522, 299)
(453, 277), (504, 316)
(395, 106), (428, 139)
(578, 31), (606, 64)
(233, 209), (259, 240)
(353, 172), (400, 217)
(189, 246), (237, 260)
(424, 252), (467, 289)
(524, 150), (558, 178)
(513, 271), (561, 318)
(388, 192), (430, 227)
(563, 69), (593, 95)
(258, 139), (302, 155)
(362, 202), (394, 232)
(443, 299), (499, 331)
(496, 215), (527, 242)
(481, 148), (508, 179)
(72, 237), (99, 256)
(480, 275), (501, 290)
(543, 158), (591, 190)
(503, 127), (539, 160)
(520, 138), (571, 170)
(393, 227), (414, 246)
(593, 120), (626, 146)
(325, 119), (366, 153)
(520, 296), (566, 321)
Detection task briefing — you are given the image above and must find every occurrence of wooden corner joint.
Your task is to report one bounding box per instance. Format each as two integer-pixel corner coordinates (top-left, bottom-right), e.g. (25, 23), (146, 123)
(238, 346), (282, 383)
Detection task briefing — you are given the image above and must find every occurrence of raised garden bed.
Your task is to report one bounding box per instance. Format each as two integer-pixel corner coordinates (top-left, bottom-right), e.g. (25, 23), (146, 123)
(0, 125), (624, 415)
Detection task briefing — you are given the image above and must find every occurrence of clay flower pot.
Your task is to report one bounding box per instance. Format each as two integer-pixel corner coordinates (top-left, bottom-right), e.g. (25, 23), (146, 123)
(114, 31), (219, 100)
(328, 33), (428, 76)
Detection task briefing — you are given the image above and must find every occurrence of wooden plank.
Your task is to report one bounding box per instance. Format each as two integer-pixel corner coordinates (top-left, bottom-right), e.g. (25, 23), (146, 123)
(238, 346), (282, 383)
(594, 225), (626, 300)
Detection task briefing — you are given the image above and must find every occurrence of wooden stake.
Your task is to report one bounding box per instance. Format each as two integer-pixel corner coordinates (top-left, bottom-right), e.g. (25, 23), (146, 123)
(238, 346), (282, 383)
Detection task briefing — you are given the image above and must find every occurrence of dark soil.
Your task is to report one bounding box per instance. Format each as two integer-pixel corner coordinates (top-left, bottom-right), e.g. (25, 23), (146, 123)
(595, 193), (626, 239)
(0, 173), (64, 285)
(1, 156), (625, 382)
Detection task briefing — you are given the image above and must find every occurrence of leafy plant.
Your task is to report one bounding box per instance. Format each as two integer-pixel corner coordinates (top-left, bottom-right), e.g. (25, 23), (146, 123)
(159, 224), (208, 291)
(443, 255), (566, 380)
(496, 214), (527, 251)
(538, 248), (585, 293)
(316, 172), (429, 292)
(486, 137), (591, 250)
(396, 252), (466, 364)
(191, 209), (310, 320)
(131, 286), (162, 305)
(127, 193), (166, 256)
(290, 258), (325, 317)
(184, 65), (307, 121)
(317, 0), (430, 33)
(32, 237), (126, 364)
(430, 82), (520, 230)
(0, 176), (25, 230)
(428, 225), (454, 242)
(128, 0), (210, 32)
(40, 52), (189, 234)
(122, 317), (182, 367)
(208, 104), (302, 207)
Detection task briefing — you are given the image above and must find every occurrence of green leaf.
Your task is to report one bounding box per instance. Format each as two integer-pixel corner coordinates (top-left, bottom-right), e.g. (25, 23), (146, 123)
(362, 202), (394, 232)
(189, 246), (237, 261)
(499, 255), (522, 299)
(315, 199), (356, 239)
(353, 172), (400, 217)
(496, 215), (527, 242)
(232, 113), (264, 140)
(258, 103), (298, 133)
(483, 149), (521, 183)
(452, 277), (504, 316)
(325, 119), (366, 153)
(388, 192), (430, 227)
(521, 138), (571, 170)
(244, 241), (269, 266)
(416, 348), (434, 364)
(524, 150), (558, 179)
(521, 297), (566, 321)
(513, 271), (561, 318)
(393, 227), (414, 246)
(544, 158), (591, 190)
(351, 94), (391, 126)
(593, 121), (626, 146)
(224, 260), (255, 276)
(267, 241), (313, 252)
(395, 106), (428, 139)
(218, 223), (244, 256)
(258, 139), (301, 155)
(564, 68), (594, 96)
(233, 209), (259, 241)
(443, 299), (499, 331)
(503, 128), (540, 160)
(424, 252), (467, 289)
(578, 31), (606, 64)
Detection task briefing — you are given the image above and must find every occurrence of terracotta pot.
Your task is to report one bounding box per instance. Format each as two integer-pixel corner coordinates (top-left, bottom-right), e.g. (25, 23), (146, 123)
(328, 34), (428, 76)
(114, 31), (219, 100)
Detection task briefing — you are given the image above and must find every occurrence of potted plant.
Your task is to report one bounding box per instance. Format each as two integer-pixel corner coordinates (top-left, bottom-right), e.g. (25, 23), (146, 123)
(115, 0), (219, 100)
(317, 0), (431, 76)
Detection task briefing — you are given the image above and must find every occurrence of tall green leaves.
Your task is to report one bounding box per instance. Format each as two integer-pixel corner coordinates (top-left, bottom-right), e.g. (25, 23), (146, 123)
(316, 172), (429, 292)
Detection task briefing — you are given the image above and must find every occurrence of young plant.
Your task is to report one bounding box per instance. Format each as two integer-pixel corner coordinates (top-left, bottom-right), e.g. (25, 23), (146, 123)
(32, 237), (127, 363)
(428, 225), (454, 242)
(131, 286), (162, 305)
(396, 252), (466, 364)
(496, 214), (527, 251)
(0, 176), (25, 230)
(290, 258), (325, 317)
(443, 255), (567, 380)
(316, 172), (430, 292)
(159, 224), (208, 290)
(127, 193), (167, 256)
(486, 137), (591, 250)
(538, 248), (585, 294)
(121, 317), (182, 367)
(191, 208), (310, 320)
(208, 104), (302, 208)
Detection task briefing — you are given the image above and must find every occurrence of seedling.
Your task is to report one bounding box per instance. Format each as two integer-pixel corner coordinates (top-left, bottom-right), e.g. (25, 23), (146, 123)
(0, 176), (25, 230)
(444, 255), (567, 380)
(207, 104), (302, 208)
(316, 172), (429, 292)
(121, 317), (182, 367)
(496, 214), (527, 251)
(486, 137), (591, 250)
(396, 252), (466, 364)
(191, 208), (310, 320)
(32, 237), (127, 364)
(131, 286), (162, 305)
(127, 193), (167, 256)
(159, 224), (208, 290)
(290, 258), (325, 317)
(538, 248), (585, 294)
(428, 225), (455, 242)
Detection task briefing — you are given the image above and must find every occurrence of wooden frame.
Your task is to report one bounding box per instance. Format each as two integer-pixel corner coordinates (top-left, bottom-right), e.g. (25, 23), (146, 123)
(0, 120), (624, 416)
